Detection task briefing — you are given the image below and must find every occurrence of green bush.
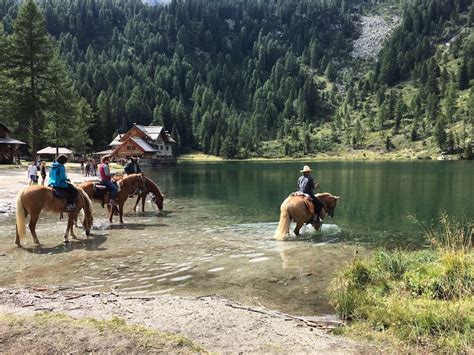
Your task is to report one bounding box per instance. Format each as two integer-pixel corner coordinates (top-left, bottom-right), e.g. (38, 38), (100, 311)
(328, 216), (473, 353)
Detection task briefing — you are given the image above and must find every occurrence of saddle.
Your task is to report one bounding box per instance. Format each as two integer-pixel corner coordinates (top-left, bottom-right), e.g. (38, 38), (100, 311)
(52, 187), (66, 199)
(93, 182), (109, 208)
(291, 191), (315, 215)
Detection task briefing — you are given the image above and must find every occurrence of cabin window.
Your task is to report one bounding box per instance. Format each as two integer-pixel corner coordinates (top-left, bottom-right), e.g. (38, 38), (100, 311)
(166, 146), (169, 151)
(127, 145), (135, 151)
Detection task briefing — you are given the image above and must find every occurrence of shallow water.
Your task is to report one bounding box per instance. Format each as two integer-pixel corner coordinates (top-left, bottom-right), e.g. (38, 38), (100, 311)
(0, 161), (472, 315)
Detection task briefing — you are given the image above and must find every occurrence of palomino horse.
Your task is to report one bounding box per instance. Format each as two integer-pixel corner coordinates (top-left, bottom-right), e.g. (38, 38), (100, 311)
(132, 175), (164, 213)
(273, 193), (340, 240)
(15, 186), (93, 247)
(78, 173), (146, 223)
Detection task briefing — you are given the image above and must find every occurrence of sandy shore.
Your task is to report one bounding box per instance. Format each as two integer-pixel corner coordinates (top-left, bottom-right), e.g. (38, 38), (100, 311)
(0, 287), (374, 353)
(0, 167), (374, 352)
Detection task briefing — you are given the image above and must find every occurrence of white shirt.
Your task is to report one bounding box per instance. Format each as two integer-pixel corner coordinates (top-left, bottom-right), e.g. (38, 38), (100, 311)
(27, 165), (37, 176)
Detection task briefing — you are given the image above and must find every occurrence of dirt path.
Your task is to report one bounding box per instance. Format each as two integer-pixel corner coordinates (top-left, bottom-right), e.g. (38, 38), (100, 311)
(0, 287), (374, 353)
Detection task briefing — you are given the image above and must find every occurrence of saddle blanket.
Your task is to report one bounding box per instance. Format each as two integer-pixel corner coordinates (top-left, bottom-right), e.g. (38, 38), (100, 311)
(290, 191), (315, 215)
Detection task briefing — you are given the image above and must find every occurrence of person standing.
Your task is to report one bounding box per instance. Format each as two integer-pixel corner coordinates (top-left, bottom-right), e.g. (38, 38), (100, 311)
(297, 165), (323, 223)
(40, 161), (47, 185)
(99, 155), (118, 206)
(48, 155), (77, 211)
(27, 161), (38, 185)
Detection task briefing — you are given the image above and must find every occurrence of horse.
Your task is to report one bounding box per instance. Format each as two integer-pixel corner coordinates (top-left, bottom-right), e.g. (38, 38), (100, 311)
(132, 175), (164, 213)
(273, 193), (340, 240)
(15, 185), (93, 247)
(78, 173), (146, 223)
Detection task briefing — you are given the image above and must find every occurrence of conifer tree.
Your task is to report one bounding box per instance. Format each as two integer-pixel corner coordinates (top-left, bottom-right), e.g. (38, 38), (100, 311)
(8, 0), (55, 156)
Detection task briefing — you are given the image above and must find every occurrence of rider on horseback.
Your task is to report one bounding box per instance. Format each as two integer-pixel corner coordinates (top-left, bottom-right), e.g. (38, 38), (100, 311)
(297, 165), (323, 223)
(99, 155), (118, 206)
(124, 157), (141, 175)
(48, 154), (77, 212)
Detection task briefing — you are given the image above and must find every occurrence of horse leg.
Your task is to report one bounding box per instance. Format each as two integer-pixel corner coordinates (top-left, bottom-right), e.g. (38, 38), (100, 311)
(133, 195), (140, 212)
(28, 213), (41, 246)
(70, 213), (78, 240)
(294, 221), (304, 236)
(108, 205), (114, 223)
(119, 201), (125, 223)
(141, 192), (146, 212)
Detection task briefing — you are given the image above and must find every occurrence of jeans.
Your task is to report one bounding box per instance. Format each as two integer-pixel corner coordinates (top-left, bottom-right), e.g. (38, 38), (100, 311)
(102, 180), (118, 200)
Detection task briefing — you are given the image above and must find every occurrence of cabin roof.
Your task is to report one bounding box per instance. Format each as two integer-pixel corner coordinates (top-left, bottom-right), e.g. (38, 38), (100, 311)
(0, 137), (26, 145)
(131, 137), (157, 152)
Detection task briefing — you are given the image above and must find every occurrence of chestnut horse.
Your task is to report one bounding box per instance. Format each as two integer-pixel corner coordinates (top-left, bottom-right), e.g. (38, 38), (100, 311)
(132, 176), (164, 213)
(78, 173), (146, 223)
(15, 186), (93, 247)
(273, 193), (340, 240)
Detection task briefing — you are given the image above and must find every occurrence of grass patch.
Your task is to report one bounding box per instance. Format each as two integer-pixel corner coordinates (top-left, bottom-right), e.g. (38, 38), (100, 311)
(328, 215), (473, 353)
(0, 312), (205, 353)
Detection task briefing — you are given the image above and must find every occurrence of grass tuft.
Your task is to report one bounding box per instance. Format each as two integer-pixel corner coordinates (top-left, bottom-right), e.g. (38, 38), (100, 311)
(328, 215), (473, 353)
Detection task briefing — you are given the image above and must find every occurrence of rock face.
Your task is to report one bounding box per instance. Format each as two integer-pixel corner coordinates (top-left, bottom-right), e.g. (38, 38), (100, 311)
(351, 15), (400, 60)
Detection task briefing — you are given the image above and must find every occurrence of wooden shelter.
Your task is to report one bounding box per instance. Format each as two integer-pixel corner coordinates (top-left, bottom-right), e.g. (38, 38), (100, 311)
(37, 146), (74, 161)
(0, 122), (25, 164)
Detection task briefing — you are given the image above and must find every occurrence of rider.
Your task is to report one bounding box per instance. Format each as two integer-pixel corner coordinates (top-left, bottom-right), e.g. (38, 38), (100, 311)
(48, 154), (77, 212)
(297, 165), (323, 223)
(99, 155), (118, 206)
(124, 156), (141, 175)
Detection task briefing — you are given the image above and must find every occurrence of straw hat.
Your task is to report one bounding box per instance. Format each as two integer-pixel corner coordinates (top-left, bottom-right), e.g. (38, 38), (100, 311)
(300, 165), (312, 173)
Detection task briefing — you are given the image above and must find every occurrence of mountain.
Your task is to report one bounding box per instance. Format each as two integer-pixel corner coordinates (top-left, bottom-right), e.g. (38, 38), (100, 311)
(0, 0), (472, 159)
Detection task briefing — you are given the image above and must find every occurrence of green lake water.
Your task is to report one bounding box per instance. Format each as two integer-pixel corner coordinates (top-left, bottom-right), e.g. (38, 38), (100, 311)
(0, 160), (472, 315)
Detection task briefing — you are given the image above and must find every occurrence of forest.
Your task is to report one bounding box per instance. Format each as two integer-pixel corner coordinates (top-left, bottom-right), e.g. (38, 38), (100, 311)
(0, 0), (472, 158)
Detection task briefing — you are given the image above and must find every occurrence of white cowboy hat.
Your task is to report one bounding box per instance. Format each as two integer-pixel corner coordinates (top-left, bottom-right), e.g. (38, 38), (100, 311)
(300, 165), (312, 173)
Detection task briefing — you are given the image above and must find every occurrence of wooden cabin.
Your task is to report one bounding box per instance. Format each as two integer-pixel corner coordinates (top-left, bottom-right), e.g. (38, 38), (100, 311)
(109, 124), (176, 165)
(0, 122), (25, 164)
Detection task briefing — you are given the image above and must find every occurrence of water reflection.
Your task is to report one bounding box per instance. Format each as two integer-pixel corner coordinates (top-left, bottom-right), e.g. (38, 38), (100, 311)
(0, 161), (471, 315)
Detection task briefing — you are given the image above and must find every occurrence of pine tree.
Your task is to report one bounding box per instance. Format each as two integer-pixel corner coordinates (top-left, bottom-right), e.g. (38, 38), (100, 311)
(458, 59), (469, 90)
(8, 0), (55, 156)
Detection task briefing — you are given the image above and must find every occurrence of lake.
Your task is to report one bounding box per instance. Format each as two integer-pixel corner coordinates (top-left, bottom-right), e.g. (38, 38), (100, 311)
(0, 161), (472, 315)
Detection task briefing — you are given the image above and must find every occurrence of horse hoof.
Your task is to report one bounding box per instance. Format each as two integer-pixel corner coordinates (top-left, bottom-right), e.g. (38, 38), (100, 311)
(85, 231), (90, 236)
(63, 240), (70, 244)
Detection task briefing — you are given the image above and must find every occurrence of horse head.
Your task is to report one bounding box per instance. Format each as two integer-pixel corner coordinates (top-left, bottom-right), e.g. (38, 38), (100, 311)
(145, 176), (164, 211)
(317, 193), (340, 218)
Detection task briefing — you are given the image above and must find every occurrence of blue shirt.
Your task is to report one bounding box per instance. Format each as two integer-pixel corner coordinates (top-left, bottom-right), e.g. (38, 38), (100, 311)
(48, 162), (69, 188)
(297, 174), (315, 195)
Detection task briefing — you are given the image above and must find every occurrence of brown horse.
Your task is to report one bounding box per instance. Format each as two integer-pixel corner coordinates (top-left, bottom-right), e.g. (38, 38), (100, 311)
(15, 186), (93, 247)
(78, 173), (146, 223)
(273, 193), (340, 240)
(132, 176), (164, 213)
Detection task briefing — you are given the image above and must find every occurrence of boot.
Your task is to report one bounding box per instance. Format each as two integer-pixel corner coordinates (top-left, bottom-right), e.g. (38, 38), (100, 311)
(65, 203), (76, 212)
(108, 199), (117, 206)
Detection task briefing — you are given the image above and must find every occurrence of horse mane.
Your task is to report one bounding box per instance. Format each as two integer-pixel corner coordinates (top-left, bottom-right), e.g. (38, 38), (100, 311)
(145, 176), (163, 198)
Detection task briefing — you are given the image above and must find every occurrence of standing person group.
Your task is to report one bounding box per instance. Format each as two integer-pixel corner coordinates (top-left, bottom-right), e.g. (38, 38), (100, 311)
(83, 159), (98, 177)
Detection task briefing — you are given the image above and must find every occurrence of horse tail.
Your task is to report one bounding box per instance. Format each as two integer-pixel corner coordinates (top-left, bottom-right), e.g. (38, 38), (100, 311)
(77, 187), (93, 228)
(273, 197), (291, 240)
(15, 190), (26, 242)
